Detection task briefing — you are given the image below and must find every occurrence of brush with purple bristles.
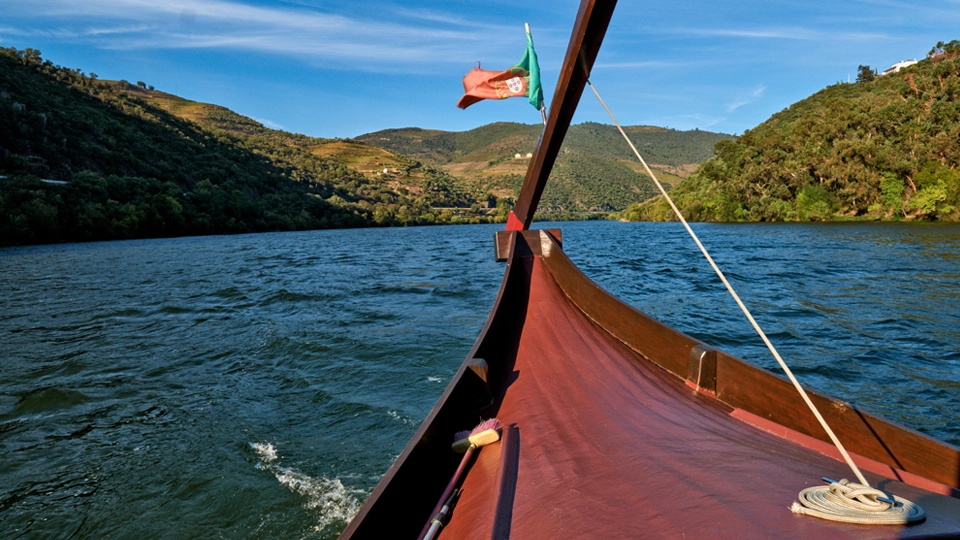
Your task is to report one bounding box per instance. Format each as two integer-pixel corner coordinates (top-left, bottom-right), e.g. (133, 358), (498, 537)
(418, 418), (502, 540)
(452, 418), (501, 453)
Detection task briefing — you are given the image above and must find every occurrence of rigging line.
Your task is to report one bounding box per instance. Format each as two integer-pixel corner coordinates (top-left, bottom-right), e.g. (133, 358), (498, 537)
(585, 79), (871, 488)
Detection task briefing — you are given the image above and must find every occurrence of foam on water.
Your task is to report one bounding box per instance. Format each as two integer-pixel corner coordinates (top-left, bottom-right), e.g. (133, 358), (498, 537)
(250, 442), (362, 531)
(387, 410), (416, 425)
(250, 441), (277, 464)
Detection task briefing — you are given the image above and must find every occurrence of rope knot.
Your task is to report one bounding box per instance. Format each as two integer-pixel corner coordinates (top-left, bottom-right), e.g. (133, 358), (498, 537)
(829, 479), (897, 511)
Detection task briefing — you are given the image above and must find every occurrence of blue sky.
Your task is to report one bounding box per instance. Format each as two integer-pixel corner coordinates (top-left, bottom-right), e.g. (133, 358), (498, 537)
(2, 0), (958, 138)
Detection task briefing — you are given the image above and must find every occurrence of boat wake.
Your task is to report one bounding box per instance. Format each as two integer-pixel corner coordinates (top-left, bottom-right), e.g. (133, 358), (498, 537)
(250, 442), (362, 532)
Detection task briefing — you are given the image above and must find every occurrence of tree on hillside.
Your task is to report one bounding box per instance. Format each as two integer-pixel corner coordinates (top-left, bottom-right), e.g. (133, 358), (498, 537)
(856, 65), (876, 83)
(16, 48), (42, 66)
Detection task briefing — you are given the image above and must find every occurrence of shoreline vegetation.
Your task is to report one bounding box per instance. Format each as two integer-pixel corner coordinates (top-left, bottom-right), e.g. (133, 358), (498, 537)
(0, 47), (501, 247)
(1, 47), (721, 247)
(2, 41), (958, 247)
(620, 40), (960, 224)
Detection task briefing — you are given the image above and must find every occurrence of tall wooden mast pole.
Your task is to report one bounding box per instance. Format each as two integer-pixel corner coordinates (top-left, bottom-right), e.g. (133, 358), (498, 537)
(507, 0), (618, 230)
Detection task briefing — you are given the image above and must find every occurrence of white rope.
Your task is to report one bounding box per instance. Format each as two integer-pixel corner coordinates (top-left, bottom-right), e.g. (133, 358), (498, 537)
(585, 80), (873, 481)
(585, 79), (928, 524)
(792, 479), (925, 524)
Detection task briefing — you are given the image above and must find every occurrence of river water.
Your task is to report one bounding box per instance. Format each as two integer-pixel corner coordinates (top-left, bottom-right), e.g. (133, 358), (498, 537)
(1, 221), (958, 538)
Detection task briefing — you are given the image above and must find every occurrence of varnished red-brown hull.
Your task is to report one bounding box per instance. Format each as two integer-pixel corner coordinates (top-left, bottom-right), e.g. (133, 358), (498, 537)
(341, 0), (959, 535)
(341, 231), (960, 539)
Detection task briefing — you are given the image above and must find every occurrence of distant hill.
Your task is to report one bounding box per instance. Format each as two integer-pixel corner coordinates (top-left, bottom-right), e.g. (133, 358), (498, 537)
(0, 45), (733, 247)
(358, 123), (731, 213)
(0, 47), (492, 245)
(624, 40), (960, 222)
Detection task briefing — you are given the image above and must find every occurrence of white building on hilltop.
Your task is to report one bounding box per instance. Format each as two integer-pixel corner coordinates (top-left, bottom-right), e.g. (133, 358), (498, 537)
(881, 59), (918, 76)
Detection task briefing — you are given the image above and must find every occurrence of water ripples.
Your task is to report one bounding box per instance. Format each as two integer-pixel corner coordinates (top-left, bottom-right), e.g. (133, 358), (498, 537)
(1, 222), (958, 537)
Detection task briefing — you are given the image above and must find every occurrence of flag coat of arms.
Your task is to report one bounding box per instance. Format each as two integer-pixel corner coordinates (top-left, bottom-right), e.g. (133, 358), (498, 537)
(456, 30), (543, 111)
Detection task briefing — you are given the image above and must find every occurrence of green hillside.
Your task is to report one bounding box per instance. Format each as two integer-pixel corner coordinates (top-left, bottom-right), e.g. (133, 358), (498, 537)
(358, 123), (731, 214)
(1, 45), (732, 247)
(624, 41), (960, 222)
(0, 48), (491, 246)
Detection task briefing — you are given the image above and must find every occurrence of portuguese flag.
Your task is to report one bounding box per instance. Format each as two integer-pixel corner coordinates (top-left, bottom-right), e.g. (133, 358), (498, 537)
(456, 28), (543, 111)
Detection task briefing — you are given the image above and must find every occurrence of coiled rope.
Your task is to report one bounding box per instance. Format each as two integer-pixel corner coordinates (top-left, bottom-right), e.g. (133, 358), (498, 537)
(792, 478), (924, 524)
(585, 79), (924, 525)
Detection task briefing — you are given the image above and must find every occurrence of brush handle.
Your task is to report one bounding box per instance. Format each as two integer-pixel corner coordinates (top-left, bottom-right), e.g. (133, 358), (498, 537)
(423, 519), (442, 540)
(422, 490), (458, 540)
(417, 444), (476, 540)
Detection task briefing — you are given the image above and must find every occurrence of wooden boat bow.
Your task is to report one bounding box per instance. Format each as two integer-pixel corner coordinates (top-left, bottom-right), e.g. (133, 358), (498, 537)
(340, 1), (960, 538)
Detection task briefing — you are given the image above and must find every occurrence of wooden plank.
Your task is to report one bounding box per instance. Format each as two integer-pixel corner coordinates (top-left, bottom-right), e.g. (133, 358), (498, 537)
(687, 345), (717, 394)
(512, 0), (619, 229)
(491, 425), (520, 540)
(495, 229), (561, 261)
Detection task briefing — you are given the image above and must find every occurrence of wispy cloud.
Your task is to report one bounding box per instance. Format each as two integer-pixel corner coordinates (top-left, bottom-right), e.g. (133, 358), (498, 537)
(654, 26), (889, 42)
(697, 28), (820, 40)
(84, 24), (151, 36)
(727, 84), (765, 112)
(0, 26), (30, 37)
(3, 0), (524, 72)
(387, 7), (516, 31)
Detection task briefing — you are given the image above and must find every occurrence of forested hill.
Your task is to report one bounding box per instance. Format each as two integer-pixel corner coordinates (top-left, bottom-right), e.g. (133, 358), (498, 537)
(0, 48), (487, 246)
(358, 123), (731, 213)
(624, 41), (960, 222)
(0, 46), (731, 246)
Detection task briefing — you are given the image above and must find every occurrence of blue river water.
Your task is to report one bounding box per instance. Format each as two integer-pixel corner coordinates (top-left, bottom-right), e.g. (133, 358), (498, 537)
(1, 221), (958, 538)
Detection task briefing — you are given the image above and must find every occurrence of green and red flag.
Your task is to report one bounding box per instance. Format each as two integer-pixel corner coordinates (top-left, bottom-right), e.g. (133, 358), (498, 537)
(456, 27), (543, 111)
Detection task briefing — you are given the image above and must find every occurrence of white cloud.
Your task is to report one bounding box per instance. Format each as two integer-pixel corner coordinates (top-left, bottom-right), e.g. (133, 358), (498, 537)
(83, 25), (152, 36)
(2, 0), (523, 72)
(698, 28), (820, 40)
(386, 7), (516, 31)
(0, 26), (29, 36)
(727, 84), (766, 112)
(655, 26), (889, 42)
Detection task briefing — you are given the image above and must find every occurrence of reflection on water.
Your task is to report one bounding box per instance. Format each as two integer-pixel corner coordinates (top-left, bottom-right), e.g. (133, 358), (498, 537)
(1, 221), (958, 537)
